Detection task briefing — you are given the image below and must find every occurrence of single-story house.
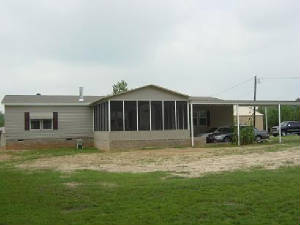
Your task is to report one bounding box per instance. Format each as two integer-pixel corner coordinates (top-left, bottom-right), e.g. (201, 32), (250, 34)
(233, 106), (264, 130)
(1, 84), (299, 150)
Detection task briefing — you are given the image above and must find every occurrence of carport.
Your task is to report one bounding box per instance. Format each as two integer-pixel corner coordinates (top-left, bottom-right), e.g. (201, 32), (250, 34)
(189, 99), (300, 146)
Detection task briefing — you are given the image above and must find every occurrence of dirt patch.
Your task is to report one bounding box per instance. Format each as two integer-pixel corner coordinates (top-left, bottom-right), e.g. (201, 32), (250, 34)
(0, 153), (14, 161)
(98, 182), (119, 188)
(64, 182), (81, 188)
(17, 146), (300, 177)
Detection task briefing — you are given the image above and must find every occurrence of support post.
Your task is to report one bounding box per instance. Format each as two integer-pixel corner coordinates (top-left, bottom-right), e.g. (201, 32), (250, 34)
(265, 106), (268, 132)
(162, 101), (165, 130)
(278, 104), (281, 143)
(253, 75), (257, 128)
(108, 100), (111, 131)
(122, 101), (125, 131)
(191, 103), (194, 147)
(187, 101), (190, 130)
(236, 104), (240, 146)
(174, 101), (177, 130)
(136, 101), (139, 131)
(149, 101), (152, 131)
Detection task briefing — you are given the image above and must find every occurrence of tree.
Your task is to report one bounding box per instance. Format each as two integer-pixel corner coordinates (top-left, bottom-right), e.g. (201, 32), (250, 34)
(0, 111), (4, 127)
(257, 103), (300, 130)
(112, 80), (128, 95)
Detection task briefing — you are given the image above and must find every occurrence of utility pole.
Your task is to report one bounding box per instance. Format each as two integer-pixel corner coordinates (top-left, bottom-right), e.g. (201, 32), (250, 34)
(253, 75), (257, 128)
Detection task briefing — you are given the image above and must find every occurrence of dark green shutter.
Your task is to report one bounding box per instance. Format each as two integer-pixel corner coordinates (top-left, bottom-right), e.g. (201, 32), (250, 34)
(53, 112), (58, 130)
(24, 112), (30, 130)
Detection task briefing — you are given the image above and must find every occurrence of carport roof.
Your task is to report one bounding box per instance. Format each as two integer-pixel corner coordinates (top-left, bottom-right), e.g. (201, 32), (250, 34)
(189, 99), (300, 106)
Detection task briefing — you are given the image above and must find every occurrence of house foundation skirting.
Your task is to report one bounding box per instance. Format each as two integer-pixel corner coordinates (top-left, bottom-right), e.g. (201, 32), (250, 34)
(5, 137), (94, 150)
(94, 130), (190, 151)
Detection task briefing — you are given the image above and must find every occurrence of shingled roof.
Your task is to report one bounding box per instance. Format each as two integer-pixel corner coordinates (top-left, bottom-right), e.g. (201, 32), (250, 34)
(2, 95), (103, 106)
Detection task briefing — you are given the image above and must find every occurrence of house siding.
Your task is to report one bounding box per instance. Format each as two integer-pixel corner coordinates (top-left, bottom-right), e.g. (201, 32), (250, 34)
(109, 86), (188, 101)
(193, 105), (233, 135)
(5, 105), (93, 141)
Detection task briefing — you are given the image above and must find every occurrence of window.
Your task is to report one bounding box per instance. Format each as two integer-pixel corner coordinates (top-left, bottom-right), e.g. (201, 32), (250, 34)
(42, 119), (52, 129)
(125, 101), (137, 131)
(30, 119), (40, 129)
(30, 119), (53, 130)
(176, 101), (187, 129)
(151, 101), (162, 130)
(110, 101), (123, 131)
(138, 101), (150, 130)
(193, 110), (208, 127)
(164, 101), (175, 129)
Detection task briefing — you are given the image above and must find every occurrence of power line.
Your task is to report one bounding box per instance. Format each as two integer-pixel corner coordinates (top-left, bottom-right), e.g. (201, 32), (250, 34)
(261, 76), (300, 80)
(211, 77), (252, 97)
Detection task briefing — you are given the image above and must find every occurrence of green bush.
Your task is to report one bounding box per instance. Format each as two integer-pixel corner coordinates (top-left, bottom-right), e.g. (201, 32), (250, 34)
(233, 126), (255, 145)
(0, 111), (4, 127)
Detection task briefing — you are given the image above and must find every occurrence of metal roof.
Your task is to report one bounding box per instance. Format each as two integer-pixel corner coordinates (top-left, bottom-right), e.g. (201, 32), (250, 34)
(188, 96), (223, 101)
(190, 99), (300, 106)
(2, 84), (299, 106)
(2, 95), (103, 106)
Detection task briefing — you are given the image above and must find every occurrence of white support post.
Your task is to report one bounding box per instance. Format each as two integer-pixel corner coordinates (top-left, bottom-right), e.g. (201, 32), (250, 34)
(162, 101), (165, 130)
(187, 102), (190, 130)
(136, 101), (139, 131)
(278, 104), (281, 144)
(108, 100), (111, 132)
(182, 106), (184, 130)
(265, 106), (268, 132)
(92, 106), (95, 131)
(122, 101), (125, 131)
(174, 101), (177, 130)
(236, 104), (240, 146)
(191, 103), (194, 147)
(149, 101), (152, 131)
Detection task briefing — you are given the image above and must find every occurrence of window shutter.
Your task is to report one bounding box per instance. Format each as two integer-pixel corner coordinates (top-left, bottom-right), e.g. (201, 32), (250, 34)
(53, 112), (58, 130)
(24, 112), (30, 130)
(207, 111), (210, 127)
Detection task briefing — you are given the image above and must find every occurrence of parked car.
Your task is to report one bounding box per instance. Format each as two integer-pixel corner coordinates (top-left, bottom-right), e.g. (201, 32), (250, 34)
(206, 126), (269, 143)
(206, 127), (233, 143)
(254, 128), (269, 142)
(199, 127), (218, 138)
(272, 121), (300, 137)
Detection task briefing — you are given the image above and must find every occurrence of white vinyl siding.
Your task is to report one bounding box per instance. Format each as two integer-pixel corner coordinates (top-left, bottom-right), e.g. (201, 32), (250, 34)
(5, 106), (93, 140)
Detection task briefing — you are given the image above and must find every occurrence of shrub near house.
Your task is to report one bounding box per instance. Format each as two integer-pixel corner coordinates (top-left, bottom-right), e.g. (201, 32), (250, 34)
(233, 126), (255, 145)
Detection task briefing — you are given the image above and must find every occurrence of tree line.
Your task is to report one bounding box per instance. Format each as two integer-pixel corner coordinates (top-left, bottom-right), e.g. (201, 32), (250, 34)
(258, 104), (300, 130)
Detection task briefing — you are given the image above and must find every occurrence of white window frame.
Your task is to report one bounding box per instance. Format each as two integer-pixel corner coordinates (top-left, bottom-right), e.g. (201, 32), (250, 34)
(194, 110), (208, 127)
(30, 119), (53, 130)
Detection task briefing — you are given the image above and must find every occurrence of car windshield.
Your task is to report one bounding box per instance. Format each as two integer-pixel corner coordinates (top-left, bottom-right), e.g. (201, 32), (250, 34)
(207, 128), (217, 132)
(280, 122), (288, 126)
(216, 127), (232, 133)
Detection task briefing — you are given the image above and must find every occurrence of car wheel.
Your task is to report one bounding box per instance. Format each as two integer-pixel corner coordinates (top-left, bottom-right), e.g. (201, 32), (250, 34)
(255, 136), (262, 142)
(281, 131), (287, 136)
(224, 136), (231, 143)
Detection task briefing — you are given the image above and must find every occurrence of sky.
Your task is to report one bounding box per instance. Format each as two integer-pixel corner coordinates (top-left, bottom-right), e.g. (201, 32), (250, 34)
(0, 0), (299, 111)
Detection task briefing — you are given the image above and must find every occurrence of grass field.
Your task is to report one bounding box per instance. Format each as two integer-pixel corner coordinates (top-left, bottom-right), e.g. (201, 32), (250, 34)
(0, 136), (299, 225)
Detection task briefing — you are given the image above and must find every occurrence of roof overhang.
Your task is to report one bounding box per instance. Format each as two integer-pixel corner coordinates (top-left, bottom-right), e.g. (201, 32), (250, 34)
(3, 103), (91, 106)
(190, 100), (300, 106)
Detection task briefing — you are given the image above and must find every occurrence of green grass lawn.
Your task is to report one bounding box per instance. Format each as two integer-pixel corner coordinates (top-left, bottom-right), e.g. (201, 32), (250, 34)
(0, 164), (299, 225)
